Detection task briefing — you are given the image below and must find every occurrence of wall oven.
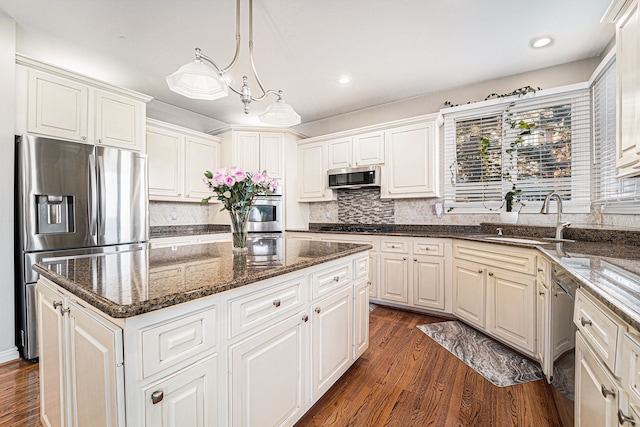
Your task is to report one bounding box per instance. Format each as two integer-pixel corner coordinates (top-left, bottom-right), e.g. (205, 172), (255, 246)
(247, 195), (283, 233)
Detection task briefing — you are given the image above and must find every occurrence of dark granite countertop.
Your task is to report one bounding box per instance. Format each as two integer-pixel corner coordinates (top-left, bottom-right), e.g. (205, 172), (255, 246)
(34, 238), (371, 319)
(150, 224), (230, 239)
(291, 223), (640, 331)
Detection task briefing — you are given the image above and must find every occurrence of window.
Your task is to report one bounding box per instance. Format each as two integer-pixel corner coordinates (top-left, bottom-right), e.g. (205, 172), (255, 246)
(592, 57), (640, 213)
(443, 86), (592, 213)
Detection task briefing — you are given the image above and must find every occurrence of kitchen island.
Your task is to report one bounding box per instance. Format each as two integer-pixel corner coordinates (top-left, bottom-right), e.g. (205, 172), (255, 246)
(34, 238), (372, 427)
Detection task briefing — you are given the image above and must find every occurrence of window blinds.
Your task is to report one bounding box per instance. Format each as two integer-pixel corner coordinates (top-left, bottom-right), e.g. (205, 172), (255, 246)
(592, 58), (640, 211)
(443, 86), (592, 213)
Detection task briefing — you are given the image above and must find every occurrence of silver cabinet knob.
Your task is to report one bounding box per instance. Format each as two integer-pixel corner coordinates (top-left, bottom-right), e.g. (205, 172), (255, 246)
(315, 307), (321, 314)
(537, 267), (544, 272)
(477, 269), (483, 273)
(302, 314), (309, 323)
(600, 384), (616, 398)
(539, 291), (545, 295)
(333, 276), (340, 282)
(60, 307), (70, 316)
(580, 317), (593, 327)
(273, 300), (281, 308)
(488, 272), (494, 277)
(618, 409), (636, 425)
(151, 390), (164, 404)
(53, 301), (63, 310)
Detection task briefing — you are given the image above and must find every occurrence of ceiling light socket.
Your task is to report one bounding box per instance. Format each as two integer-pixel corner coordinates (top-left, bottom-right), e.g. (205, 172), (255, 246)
(530, 36), (554, 49)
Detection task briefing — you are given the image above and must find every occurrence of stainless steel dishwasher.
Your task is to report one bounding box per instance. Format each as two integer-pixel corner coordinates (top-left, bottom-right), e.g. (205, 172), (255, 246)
(549, 264), (580, 426)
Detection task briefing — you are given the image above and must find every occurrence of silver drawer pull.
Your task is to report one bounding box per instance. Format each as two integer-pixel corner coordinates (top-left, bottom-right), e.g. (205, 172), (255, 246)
(151, 390), (164, 404)
(315, 307), (321, 314)
(539, 291), (545, 296)
(537, 267), (544, 272)
(273, 300), (281, 308)
(53, 301), (63, 309)
(618, 409), (636, 425)
(580, 317), (593, 327)
(600, 384), (616, 398)
(60, 307), (70, 316)
(333, 276), (340, 282)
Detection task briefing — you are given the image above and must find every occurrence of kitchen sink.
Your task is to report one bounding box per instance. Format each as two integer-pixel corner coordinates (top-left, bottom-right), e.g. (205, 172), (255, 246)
(483, 237), (550, 245)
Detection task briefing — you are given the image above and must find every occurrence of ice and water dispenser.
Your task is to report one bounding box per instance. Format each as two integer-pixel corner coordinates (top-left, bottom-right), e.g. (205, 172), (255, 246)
(36, 195), (74, 234)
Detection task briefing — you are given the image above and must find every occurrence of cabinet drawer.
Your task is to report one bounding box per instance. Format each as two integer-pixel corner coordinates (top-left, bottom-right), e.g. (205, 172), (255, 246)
(354, 255), (369, 280)
(141, 307), (217, 378)
(453, 240), (536, 275)
(574, 289), (622, 373)
(311, 262), (352, 300)
(623, 332), (640, 408)
(413, 240), (444, 256)
(228, 277), (305, 339)
(380, 239), (409, 254)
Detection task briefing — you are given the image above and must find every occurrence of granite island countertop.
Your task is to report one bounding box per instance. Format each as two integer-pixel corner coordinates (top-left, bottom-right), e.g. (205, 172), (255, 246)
(34, 238), (372, 319)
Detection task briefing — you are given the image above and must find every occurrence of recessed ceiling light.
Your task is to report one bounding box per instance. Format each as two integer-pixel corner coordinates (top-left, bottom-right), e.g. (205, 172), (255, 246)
(530, 36), (554, 49)
(337, 76), (352, 85)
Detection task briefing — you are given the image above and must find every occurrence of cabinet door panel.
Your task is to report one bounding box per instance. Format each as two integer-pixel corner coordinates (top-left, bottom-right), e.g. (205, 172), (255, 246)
(185, 137), (220, 200)
(379, 255), (409, 304)
(311, 287), (353, 401)
(488, 270), (536, 354)
(327, 138), (352, 169)
(452, 260), (485, 328)
(147, 129), (184, 199)
(298, 142), (329, 200)
(354, 131), (384, 166)
(37, 282), (67, 427)
(95, 90), (143, 151)
(383, 123), (437, 197)
(260, 133), (284, 179)
(144, 354), (218, 427)
(235, 133), (261, 172)
(575, 333), (618, 427)
(354, 279), (370, 359)
(229, 314), (306, 427)
(67, 299), (124, 427)
(413, 257), (445, 311)
(28, 70), (88, 142)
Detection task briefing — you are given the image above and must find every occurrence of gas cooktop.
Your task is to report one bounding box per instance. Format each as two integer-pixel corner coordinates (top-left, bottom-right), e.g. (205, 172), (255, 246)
(318, 225), (395, 233)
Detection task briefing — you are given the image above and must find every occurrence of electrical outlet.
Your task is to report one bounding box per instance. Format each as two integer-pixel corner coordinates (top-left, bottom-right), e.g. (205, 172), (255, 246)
(171, 211), (178, 220)
(325, 211), (331, 218)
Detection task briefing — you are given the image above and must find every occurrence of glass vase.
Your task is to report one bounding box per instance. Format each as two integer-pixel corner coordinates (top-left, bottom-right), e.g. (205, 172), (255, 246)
(229, 206), (250, 253)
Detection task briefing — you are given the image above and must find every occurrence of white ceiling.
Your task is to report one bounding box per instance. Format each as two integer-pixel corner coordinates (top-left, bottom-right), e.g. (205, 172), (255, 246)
(0, 0), (615, 127)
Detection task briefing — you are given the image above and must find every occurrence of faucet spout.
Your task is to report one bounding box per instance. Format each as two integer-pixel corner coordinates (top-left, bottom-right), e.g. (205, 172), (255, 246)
(540, 191), (568, 240)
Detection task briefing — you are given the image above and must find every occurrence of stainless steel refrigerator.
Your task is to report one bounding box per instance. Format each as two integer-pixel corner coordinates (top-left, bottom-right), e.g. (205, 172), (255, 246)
(15, 134), (149, 360)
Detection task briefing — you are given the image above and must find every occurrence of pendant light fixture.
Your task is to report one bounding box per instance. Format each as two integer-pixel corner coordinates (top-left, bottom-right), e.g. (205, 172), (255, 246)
(166, 0), (301, 126)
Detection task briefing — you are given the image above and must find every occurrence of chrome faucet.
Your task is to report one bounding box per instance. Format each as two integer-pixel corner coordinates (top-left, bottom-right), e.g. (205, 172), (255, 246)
(540, 191), (571, 240)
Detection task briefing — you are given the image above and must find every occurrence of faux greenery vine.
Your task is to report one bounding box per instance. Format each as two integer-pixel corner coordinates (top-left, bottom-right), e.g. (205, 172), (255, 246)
(445, 86), (541, 213)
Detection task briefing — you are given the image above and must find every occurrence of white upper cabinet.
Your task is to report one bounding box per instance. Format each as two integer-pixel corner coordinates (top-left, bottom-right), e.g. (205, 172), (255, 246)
(220, 130), (284, 179)
(327, 131), (384, 170)
(94, 89), (145, 151)
(27, 69), (89, 142)
(147, 119), (221, 203)
(17, 56), (151, 151)
(381, 119), (440, 199)
(609, 0), (640, 177)
(298, 141), (332, 201)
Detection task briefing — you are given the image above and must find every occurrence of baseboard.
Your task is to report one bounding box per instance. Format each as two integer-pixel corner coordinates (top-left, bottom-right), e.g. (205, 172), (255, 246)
(0, 346), (20, 364)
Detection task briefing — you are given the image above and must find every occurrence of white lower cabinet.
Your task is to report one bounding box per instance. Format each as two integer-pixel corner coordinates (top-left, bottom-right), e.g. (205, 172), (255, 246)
(143, 354), (218, 427)
(38, 278), (124, 427)
(354, 278), (370, 359)
(412, 256), (445, 311)
(311, 286), (354, 401)
(452, 240), (537, 355)
(229, 313), (307, 427)
(452, 259), (486, 329)
(379, 254), (410, 304)
(575, 332), (619, 427)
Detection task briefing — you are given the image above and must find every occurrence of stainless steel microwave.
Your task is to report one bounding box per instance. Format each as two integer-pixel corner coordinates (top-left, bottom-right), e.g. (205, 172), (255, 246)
(247, 195), (283, 233)
(327, 165), (381, 189)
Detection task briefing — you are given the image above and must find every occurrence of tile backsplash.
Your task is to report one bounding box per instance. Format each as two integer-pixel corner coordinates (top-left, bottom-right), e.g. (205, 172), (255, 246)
(337, 188), (394, 224)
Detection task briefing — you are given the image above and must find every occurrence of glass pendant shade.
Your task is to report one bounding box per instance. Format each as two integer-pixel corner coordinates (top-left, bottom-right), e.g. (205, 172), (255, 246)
(259, 98), (301, 126)
(166, 59), (229, 100)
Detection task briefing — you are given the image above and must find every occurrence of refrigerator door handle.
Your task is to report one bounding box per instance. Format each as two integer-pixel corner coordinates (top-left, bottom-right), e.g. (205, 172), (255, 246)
(88, 153), (98, 236)
(96, 151), (106, 240)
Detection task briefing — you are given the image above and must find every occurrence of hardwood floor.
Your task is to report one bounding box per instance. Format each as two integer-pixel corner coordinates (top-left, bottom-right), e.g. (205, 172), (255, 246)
(295, 306), (563, 427)
(0, 306), (562, 427)
(0, 358), (42, 427)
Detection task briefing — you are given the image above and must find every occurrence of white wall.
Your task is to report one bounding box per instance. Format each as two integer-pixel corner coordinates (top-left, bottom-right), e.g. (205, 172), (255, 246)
(0, 12), (18, 363)
(295, 57), (602, 137)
